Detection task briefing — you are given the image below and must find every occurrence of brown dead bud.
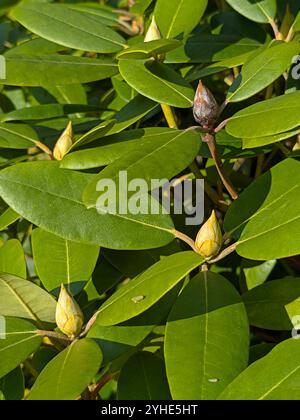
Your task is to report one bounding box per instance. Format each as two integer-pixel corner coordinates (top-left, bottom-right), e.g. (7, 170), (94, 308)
(193, 81), (220, 129)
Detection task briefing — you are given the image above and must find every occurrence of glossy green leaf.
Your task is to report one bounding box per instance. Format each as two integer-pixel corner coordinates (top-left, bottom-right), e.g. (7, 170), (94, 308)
(69, 120), (115, 152)
(61, 128), (174, 170)
(224, 159), (300, 260)
(187, 51), (256, 81)
(32, 228), (99, 293)
(83, 128), (200, 207)
(0, 239), (26, 278)
(0, 367), (24, 400)
(29, 338), (103, 400)
(166, 35), (261, 64)
(0, 274), (56, 324)
(225, 0), (276, 23)
(0, 207), (20, 231)
(103, 241), (181, 278)
(3, 55), (118, 86)
(117, 39), (181, 60)
(0, 122), (38, 149)
(5, 37), (66, 56)
(0, 161), (175, 250)
(242, 259), (276, 290)
(155, 0), (208, 38)
(119, 59), (194, 108)
(227, 42), (300, 102)
(242, 127), (300, 149)
(94, 95), (158, 136)
(88, 285), (181, 365)
(242, 277), (300, 330)
(219, 339), (300, 400)
(11, 2), (126, 53)
(293, 12), (300, 33)
(118, 352), (171, 400)
(65, 3), (122, 28)
(226, 91), (300, 138)
(46, 84), (87, 106)
(95, 251), (203, 326)
(165, 272), (249, 400)
(1, 104), (100, 123)
(60, 128), (163, 169)
(0, 317), (41, 379)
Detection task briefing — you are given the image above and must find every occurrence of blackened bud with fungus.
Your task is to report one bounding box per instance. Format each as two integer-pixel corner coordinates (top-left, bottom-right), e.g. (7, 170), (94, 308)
(193, 81), (220, 129)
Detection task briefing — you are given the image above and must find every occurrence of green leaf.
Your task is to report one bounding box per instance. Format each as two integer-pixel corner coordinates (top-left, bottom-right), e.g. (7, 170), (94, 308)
(224, 159), (300, 260)
(3, 55), (118, 86)
(155, 0), (208, 38)
(226, 92), (300, 138)
(0, 367), (24, 400)
(293, 12), (300, 33)
(0, 317), (42, 379)
(29, 338), (103, 400)
(242, 277), (300, 330)
(227, 42), (300, 102)
(117, 39), (181, 60)
(64, 3), (123, 28)
(96, 95), (158, 136)
(88, 285), (181, 365)
(165, 272), (249, 400)
(61, 128), (174, 170)
(187, 51), (256, 81)
(5, 37), (66, 56)
(32, 228), (99, 293)
(0, 161), (175, 250)
(219, 339), (300, 400)
(11, 2), (126, 53)
(0, 273), (56, 324)
(95, 251), (204, 326)
(242, 259), (276, 290)
(1, 104), (100, 123)
(46, 84), (87, 106)
(69, 120), (115, 152)
(225, 0), (277, 23)
(83, 128), (200, 208)
(0, 239), (26, 278)
(166, 35), (261, 64)
(0, 207), (19, 231)
(118, 352), (171, 400)
(79, 257), (123, 304)
(242, 127), (300, 149)
(0, 122), (39, 149)
(119, 59), (194, 108)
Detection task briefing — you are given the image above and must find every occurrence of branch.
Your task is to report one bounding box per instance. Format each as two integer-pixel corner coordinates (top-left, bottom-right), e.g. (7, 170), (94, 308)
(203, 133), (239, 200)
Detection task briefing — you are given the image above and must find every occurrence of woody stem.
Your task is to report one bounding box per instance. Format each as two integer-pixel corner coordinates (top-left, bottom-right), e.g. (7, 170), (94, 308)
(204, 133), (239, 200)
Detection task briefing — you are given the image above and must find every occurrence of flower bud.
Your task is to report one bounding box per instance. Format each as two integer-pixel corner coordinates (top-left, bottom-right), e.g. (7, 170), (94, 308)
(144, 16), (161, 42)
(193, 81), (220, 128)
(56, 284), (84, 338)
(195, 211), (223, 260)
(53, 121), (73, 161)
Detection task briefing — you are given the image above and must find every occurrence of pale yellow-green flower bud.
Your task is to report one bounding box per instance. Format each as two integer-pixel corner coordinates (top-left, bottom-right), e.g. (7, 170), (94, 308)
(53, 121), (73, 161)
(144, 16), (161, 42)
(195, 211), (223, 260)
(56, 284), (84, 338)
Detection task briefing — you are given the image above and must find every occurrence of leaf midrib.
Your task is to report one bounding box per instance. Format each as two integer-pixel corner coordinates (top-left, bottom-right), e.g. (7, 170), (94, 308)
(1, 279), (38, 321)
(6, 56), (118, 68)
(87, 128), (193, 204)
(0, 176), (173, 234)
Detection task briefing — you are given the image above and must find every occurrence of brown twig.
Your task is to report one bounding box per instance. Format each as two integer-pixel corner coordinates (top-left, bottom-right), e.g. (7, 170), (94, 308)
(208, 243), (237, 264)
(203, 133), (239, 200)
(174, 230), (198, 253)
